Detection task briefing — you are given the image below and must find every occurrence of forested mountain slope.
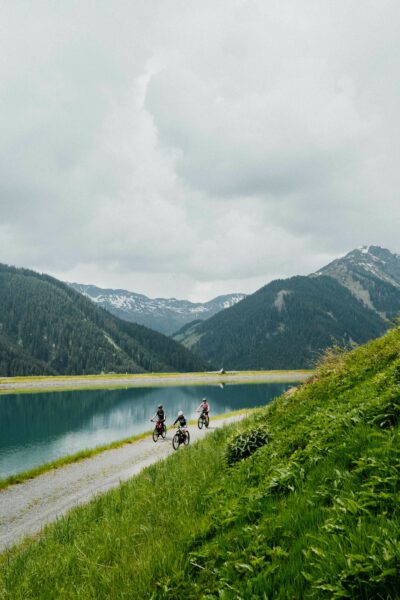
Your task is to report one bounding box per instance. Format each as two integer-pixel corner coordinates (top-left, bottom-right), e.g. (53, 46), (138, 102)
(0, 331), (54, 376)
(2, 325), (399, 598)
(174, 274), (389, 369)
(0, 264), (207, 376)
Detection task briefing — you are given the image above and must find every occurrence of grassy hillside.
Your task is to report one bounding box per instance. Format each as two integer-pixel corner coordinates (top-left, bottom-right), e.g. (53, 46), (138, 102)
(174, 275), (389, 370)
(1, 328), (399, 598)
(0, 264), (208, 376)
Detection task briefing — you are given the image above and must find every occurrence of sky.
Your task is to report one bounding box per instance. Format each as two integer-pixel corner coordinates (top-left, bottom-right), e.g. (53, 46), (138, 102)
(1, 1), (399, 302)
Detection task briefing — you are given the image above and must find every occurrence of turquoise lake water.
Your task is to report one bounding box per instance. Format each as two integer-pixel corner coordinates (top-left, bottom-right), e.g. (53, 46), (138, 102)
(0, 382), (298, 478)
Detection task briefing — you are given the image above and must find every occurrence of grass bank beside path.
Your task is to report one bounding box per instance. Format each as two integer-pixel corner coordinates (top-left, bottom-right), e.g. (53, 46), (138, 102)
(0, 329), (399, 598)
(0, 369), (311, 394)
(0, 432), (151, 491)
(0, 408), (252, 491)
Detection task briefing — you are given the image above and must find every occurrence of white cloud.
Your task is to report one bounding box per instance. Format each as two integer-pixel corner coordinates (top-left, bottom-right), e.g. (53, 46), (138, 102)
(1, 0), (399, 301)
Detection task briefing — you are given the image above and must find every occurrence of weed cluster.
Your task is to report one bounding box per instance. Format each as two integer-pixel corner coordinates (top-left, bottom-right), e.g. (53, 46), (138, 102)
(225, 426), (269, 466)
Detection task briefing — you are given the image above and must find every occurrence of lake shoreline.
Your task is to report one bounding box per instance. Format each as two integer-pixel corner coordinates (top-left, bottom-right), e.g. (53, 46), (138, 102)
(0, 369), (311, 394)
(0, 407), (251, 491)
(0, 412), (248, 552)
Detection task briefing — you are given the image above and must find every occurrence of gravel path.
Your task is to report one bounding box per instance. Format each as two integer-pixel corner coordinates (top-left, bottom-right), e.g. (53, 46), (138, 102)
(0, 414), (246, 553)
(0, 371), (309, 392)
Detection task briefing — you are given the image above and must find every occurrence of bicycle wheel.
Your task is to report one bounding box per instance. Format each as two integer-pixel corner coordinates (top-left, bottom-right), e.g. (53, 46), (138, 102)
(184, 430), (190, 446)
(161, 426), (167, 439)
(172, 433), (180, 450)
(152, 429), (159, 442)
(205, 416), (209, 428)
(197, 416), (203, 429)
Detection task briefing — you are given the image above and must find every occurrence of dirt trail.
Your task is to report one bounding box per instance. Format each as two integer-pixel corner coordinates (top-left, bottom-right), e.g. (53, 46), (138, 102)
(0, 414), (245, 553)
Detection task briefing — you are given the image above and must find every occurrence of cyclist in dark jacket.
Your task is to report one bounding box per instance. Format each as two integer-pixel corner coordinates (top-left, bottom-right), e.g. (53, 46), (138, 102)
(173, 410), (187, 428)
(150, 404), (166, 431)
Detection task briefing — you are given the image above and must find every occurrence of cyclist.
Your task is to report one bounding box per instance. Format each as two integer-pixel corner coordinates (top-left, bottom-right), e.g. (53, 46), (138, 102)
(197, 398), (210, 420)
(150, 404), (166, 433)
(173, 410), (187, 429)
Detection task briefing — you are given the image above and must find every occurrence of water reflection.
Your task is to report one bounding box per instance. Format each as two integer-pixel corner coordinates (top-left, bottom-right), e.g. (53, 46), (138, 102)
(0, 382), (296, 477)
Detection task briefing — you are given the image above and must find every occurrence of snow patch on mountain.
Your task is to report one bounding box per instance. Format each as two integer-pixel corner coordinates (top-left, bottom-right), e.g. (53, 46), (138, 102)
(68, 283), (246, 336)
(315, 245), (400, 319)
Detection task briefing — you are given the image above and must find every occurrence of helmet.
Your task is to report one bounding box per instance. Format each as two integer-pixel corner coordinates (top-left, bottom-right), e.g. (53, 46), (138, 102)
(178, 410), (183, 416)
(202, 398), (207, 402)
(158, 405), (163, 409)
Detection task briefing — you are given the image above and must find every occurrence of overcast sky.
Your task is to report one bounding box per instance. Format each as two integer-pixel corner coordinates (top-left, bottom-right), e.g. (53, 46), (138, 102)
(1, 1), (399, 301)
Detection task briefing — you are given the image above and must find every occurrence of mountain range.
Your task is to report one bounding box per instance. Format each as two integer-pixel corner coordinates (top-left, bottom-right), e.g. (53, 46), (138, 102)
(68, 283), (246, 336)
(2, 246), (399, 377)
(173, 246), (400, 370)
(0, 264), (207, 377)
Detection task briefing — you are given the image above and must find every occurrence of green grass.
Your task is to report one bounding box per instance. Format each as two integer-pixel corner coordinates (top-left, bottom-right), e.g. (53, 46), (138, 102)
(0, 331), (399, 598)
(0, 431), (151, 491)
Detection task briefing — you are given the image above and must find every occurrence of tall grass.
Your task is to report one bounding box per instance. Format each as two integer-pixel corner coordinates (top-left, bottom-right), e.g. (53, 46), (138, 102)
(1, 328), (399, 598)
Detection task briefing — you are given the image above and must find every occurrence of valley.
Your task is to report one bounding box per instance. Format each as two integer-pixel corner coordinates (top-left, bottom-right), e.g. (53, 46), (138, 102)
(2, 4), (399, 596)
(69, 283), (246, 335)
(0, 246), (399, 600)
(2, 246), (400, 378)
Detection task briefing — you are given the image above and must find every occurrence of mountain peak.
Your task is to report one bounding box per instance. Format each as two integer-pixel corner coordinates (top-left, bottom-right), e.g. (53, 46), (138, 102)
(351, 245), (398, 260)
(317, 245), (400, 318)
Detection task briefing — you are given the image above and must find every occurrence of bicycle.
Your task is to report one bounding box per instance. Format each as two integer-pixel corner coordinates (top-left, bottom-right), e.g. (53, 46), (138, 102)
(197, 411), (210, 429)
(172, 426), (190, 450)
(151, 419), (167, 442)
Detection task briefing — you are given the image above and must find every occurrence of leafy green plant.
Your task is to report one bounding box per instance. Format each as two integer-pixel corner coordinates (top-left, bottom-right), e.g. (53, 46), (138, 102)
(225, 426), (269, 466)
(367, 395), (400, 428)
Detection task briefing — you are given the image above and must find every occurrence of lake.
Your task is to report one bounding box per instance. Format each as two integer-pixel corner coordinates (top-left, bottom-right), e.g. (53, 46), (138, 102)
(0, 382), (298, 478)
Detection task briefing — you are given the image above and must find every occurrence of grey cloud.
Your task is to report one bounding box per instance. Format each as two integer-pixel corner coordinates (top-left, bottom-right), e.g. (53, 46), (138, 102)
(1, 1), (399, 300)
(145, 37), (375, 203)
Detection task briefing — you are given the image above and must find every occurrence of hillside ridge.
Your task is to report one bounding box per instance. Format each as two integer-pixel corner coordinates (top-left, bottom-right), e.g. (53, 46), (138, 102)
(0, 263), (207, 376)
(174, 246), (400, 369)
